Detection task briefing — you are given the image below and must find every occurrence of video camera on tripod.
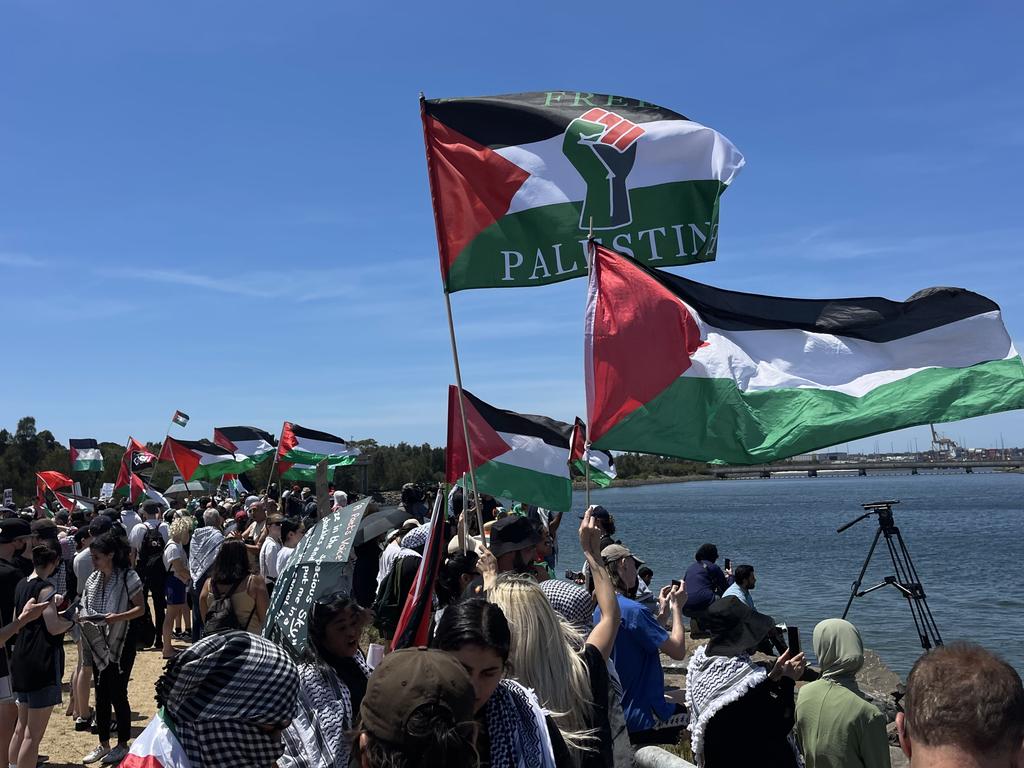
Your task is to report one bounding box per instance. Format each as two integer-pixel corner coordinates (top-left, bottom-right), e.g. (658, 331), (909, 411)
(838, 500), (943, 651)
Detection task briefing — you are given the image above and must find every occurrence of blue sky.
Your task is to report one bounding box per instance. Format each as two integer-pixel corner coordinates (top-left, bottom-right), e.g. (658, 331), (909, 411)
(2, 2), (1022, 453)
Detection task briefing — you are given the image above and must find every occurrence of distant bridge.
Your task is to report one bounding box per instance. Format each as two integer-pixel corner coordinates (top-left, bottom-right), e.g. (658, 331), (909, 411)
(712, 459), (1022, 479)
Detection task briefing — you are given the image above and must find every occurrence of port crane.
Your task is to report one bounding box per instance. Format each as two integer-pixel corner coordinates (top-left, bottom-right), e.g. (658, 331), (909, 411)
(929, 424), (959, 457)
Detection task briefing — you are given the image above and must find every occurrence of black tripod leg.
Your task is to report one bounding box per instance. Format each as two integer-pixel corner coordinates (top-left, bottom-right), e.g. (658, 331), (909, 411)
(843, 526), (883, 620)
(890, 528), (944, 647)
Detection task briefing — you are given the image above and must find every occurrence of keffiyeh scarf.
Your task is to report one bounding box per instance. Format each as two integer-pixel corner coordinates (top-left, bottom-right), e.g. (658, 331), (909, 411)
(188, 527), (224, 585)
(281, 653), (371, 768)
(157, 631), (299, 768)
(539, 578), (595, 642)
(80, 568), (134, 673)
(485, 679), (556, 768)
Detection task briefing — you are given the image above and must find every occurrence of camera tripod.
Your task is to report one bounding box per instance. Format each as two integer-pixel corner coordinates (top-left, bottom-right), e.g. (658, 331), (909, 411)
(838, 500), (943, 651)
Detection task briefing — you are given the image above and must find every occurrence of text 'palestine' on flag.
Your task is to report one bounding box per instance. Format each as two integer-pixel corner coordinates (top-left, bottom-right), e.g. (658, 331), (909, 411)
(568, 418), (616, 487)
(446, 386), (573, 512)
(422, 91), (743, 292)
(69, 438), (103, 472)
(584, 243), (1024, 465)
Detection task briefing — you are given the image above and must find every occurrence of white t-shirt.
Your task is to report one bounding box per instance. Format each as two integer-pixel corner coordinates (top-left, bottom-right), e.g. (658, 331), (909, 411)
(120, 510), (143, 538)
(377, 538), (402, 589)
(260, 538), (282, 580)
(276, 546), (295, 576)
(73, 549), (94, 596)
(163, 541), (186, 572)
(129, 518), (170, 553)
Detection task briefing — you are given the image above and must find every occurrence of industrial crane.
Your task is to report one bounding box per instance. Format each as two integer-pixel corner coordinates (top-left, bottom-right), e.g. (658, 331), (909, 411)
(929, 424), (959, 458)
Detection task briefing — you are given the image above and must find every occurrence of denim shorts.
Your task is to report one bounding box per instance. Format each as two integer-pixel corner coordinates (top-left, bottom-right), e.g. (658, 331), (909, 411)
(165, 573), (187, 606)
(15, 684), (62, 709)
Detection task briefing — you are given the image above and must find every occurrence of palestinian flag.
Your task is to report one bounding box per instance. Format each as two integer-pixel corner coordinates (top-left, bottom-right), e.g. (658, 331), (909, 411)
(69, 439), (103, 472)
(279, 460), (350, 483)
(159, 436), (251, 481)
(278, 423), (359, 465)
(114, 438), (158, 500)
(422, 91), (743, 292)
(568, 418), (616, 487)
(122, 711), (188, 768)
(214, 425), (276, 462)
(35, 471), (75, 511)
(585, 243), (1024, 464)
(391, 490), (446, 651)
(446, 386), (573, 511)
(171, 410), (189, 427)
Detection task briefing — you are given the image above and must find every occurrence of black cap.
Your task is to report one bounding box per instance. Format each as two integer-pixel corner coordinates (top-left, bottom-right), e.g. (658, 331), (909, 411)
(0, 518), (31, 544)
(578, 504), (609, 520)
(88, 516), (113, 537)
(487, 515), (542, 558)
(29, 519), (59, 540)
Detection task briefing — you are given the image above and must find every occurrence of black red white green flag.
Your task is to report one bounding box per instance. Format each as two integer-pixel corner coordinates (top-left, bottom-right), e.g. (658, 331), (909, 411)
(171, 410), (189, 427)
(585, 243), (1024, 464)
(69, 439), (103, 472)
(159, 437), (251, 481)
(35, 471), (74, 511)
(568, 418), (616, 487)
(213, 426), (276, 462)
(422, 91), (743, 292)
(114, 438), (157, 501)
(278, 423), (359, 465)
(390, 489), (446, 651)
(446, 386), (573, 511)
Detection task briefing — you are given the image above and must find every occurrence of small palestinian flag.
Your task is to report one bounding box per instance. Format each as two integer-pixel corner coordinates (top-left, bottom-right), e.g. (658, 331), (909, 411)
(171, 410), (190, 427)
(422, 91), (743, 292)
(122, 711), (188, 768)
(278, 423), (360, 465)
(446, 386), (572, 511)
(35, 471), (75, 511)
(214, 425), (276, 461)
(585, 243), (1024, 464)
(159, 436), (251, 481)
(568, 418), (616, 488)
(69, 439), (103, 472)
(279, 460), (350, 482)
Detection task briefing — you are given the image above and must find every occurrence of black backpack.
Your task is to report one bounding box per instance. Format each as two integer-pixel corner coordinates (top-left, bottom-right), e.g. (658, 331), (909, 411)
(203, 577), (256, 636)
(372, 556), (411, 637)
(139, 525), (166, 586)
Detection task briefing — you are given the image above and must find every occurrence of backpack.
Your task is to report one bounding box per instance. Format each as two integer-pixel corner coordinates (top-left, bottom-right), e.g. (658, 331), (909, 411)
(203, 577), (256, 636)
(139, 524), (167, 586)
(372, 556), (411, 637)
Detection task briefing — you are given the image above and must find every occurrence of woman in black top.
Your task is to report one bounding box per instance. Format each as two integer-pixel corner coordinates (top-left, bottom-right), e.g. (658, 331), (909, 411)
(10, 545), (72, 768)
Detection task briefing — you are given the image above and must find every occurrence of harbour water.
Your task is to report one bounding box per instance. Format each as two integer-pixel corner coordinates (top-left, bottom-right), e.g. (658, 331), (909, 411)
(559, 471), (1024, 676)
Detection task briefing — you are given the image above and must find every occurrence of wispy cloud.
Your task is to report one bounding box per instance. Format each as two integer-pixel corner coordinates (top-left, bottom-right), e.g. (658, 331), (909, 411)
(0, 252), (46, 268)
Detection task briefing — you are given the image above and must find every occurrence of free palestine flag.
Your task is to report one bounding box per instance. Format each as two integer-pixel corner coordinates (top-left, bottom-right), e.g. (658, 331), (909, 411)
(171, 410), (189, 427)
(446, 386), (573, 511)
(278, 423), (359, 465)
(35, 471), (74, 511)
(159, 436), (252, 481)
(69, 439), (103, 472)
(422, 91), (743, 292)
(568, 418), (616, 487)
(585, 243), (1024, 465)
(114, 438), (158, 500)
(214, 426), (276, 462)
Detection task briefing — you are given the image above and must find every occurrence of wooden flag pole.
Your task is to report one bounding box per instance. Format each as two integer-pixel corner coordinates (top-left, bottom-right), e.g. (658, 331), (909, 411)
(420, 92), (484, 539)
(264, 422), (285, 497)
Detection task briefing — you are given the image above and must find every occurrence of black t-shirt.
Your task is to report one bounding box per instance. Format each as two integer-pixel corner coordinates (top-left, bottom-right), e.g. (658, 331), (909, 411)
(0, 556), (24, 652)
(580, 643), (612, 768)
(11, 578), (62, 693)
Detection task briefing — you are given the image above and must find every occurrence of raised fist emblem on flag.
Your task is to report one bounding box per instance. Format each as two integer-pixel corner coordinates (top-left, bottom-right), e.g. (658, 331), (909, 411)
(562, 108), (645, 231)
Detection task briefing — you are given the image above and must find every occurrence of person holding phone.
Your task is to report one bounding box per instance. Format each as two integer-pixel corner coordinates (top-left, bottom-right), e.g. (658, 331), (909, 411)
(722, 564), (757, 610)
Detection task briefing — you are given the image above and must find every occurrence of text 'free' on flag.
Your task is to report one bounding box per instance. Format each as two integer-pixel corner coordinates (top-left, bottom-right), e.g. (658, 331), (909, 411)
(422, 91), (744, 292)
(584, 243), (1024, 465)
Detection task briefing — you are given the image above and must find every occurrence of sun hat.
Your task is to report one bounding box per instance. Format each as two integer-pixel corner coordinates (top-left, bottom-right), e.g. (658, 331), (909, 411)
(487, 515), (542, 558)
(446, 534), (483, 555)
(359, 647), (474, 746)
(703, 596), (777, 658)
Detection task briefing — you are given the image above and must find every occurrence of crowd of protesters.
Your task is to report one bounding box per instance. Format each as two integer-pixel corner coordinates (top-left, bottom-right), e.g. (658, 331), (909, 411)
(0, 485), (1020, 768)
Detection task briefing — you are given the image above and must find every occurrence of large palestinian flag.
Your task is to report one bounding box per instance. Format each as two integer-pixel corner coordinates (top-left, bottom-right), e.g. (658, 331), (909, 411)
(69, 439), (103, 472)
(422, 91), (744, 292)
(214, 426), (276, 462)
(446, 386), (573, 511)
(585, 244), (1024, 464)
(278, 423), (360, 465)
(159, 437), (253, 481)
(36, 471), (75, 511)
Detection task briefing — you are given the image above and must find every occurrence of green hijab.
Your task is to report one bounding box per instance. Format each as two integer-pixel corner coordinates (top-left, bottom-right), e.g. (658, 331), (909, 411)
(812, 618), (865, 680)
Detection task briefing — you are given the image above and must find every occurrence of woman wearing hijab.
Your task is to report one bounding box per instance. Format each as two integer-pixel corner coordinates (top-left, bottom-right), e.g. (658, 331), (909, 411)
(124, 630), (300, 768)
(685, 597), (807, 768)
(795, 619), (890, 768)
(280, 593), (373, 768)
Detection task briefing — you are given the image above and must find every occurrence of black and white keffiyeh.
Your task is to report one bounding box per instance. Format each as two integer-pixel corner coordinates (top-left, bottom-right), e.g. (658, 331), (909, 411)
(539, 578), (595, 642)
(80, 568), (140, 672)
(188, 526), (224, 585)
(281, 653), (372, 768)
(157, 630), (299, 768)
(400, 523), (430, 552)
(485, 679), (556, 768)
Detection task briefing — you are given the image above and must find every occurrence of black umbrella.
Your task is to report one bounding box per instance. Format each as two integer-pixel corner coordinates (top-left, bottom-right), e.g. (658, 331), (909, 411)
(353, 505), (416, 546)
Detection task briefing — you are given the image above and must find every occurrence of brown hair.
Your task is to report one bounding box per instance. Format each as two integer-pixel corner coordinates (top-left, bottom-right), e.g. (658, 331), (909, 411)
(904, 643), (1024, 756)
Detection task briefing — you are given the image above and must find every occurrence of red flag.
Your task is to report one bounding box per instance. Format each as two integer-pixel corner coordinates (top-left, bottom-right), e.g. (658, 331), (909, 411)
(36, 471), (74, 510)
(390, 489), (446, 651)
(115, 438), (158, 502)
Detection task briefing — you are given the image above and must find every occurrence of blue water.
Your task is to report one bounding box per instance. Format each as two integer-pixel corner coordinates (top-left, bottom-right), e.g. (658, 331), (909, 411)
(557, 472), (1024, 677)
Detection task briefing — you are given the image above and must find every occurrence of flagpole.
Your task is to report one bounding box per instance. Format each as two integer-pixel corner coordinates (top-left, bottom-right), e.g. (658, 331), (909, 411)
(264, 422), (284, 497)
(584, 232), (595, 512)
(420, 92), (484, 539)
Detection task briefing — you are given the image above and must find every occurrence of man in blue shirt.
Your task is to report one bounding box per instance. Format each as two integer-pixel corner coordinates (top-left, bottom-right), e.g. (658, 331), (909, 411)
(722, 563), (756, 610)
(682, 543), (728, 617)
(595, 543), (689, 744)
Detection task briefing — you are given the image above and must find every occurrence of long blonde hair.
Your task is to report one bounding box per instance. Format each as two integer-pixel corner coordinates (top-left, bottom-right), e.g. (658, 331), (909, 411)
(490, 574), (596, 764)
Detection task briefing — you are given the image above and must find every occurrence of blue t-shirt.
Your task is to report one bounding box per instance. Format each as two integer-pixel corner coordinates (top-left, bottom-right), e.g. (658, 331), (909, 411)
(595, 594), (672, 732)
(682, 560), (727, 614)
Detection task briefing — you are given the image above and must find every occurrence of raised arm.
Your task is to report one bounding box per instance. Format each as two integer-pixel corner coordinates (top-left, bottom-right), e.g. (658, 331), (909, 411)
(581, 507), (620, 660)
(657, 582), (688, 660)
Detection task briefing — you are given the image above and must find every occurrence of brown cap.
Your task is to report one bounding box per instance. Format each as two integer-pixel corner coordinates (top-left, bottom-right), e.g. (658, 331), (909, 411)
(267, 514), (285, 525)
(359, 647), (474, 745)
(601, 543), (644, 565)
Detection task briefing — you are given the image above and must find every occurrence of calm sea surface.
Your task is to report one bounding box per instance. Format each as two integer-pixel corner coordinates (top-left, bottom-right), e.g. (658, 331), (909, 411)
(557, 472), (1024, 677)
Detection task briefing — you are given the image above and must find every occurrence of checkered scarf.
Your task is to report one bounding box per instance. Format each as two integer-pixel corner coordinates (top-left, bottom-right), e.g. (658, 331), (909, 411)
(485, 679), (556, 768)
(188, 526), (224, 585)
(400, 522), (430, 552)
(539, 578), (595, 642)
(157, 631), (299, 768)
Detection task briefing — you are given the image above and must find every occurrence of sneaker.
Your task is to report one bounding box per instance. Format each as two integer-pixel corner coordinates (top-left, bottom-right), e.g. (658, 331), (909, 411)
(75, 715), (93, 731)
(100, 745), (129, 764)
(82, 745), (110, 764)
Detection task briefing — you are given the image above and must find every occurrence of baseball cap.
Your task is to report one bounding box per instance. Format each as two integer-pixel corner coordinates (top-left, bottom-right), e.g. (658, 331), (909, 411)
(0, 518), (31, 544)
(487, 515), (542, 558)
(234, 510), (248, 523)
(30, 519), (59, 540)
(401, 518), (419, 532)
(601, 543), (644, 565)
(359, 647), (474, 745)
(243, 495), (261, 511)
(578, 504), (610, 520)
(140, 500), (163, 514)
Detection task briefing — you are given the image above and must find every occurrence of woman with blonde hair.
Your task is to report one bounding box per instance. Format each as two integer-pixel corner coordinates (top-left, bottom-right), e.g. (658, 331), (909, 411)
(161, 518), (192, 658)
(487, 508), (623, 768)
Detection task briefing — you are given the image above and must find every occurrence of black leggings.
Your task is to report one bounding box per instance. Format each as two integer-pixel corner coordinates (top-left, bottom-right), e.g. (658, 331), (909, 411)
(93, 644), (136, 744)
